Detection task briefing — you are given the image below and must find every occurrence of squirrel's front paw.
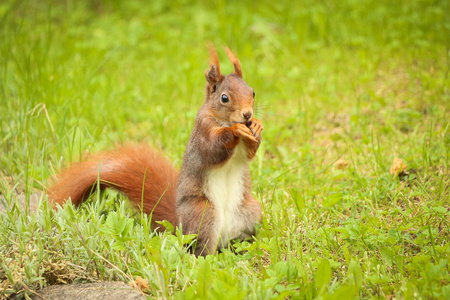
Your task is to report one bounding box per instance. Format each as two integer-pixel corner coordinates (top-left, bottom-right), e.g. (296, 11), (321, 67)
(247, 118), (263, 138)
(232, 123), (257, 142)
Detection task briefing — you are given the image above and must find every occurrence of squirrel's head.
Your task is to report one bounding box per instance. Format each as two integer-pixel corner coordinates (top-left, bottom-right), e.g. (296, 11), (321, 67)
(204, 43), (255, 127)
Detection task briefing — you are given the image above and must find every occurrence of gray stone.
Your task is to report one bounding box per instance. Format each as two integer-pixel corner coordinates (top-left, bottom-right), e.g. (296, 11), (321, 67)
(31, 281), (146, 300)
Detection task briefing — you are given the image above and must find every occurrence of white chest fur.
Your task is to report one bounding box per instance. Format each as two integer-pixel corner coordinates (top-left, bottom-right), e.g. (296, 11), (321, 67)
(204, 142), (248, 248)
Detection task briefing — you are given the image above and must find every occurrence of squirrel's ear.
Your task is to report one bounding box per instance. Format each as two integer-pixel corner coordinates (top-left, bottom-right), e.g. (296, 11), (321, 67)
(224, 46), (242, 78)
(205, 42), (224, 86)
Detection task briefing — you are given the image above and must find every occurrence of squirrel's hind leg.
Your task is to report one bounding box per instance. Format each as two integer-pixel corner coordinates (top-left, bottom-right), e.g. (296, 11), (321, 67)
(177, 197), (218, 256)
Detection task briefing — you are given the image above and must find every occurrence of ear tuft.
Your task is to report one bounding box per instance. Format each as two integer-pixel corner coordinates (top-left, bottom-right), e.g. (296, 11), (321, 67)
(205, 42), (224, 85)
(205, 65), (222, 85)
(224, 47), (242, 78)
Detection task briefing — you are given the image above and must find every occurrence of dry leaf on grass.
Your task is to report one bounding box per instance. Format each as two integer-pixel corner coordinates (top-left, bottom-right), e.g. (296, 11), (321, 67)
(128, 276), (149, 291)
(389, 157), (407, 175)
(335, 159), (349, 170)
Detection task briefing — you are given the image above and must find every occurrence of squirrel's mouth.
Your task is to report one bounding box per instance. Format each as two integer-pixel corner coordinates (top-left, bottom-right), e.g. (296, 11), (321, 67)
(221, 119), (248, 127)
(237, 120), (253, 126)
(233, 121), (249, 127)
(233, 117), (249, 124)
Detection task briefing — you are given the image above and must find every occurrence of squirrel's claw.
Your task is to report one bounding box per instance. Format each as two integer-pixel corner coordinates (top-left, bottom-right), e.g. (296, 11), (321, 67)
(233, 123), (257, 142)
(248, 118), (263, 138)
(236, 128), (257, 142)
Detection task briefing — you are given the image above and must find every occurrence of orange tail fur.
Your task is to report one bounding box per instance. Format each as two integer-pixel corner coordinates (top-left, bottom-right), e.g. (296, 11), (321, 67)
(47, 144), (179, 227)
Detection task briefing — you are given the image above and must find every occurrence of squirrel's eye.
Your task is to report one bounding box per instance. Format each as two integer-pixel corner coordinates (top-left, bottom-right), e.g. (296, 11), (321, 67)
(253, 91), (255, 98)
(221, 94), (229, 103)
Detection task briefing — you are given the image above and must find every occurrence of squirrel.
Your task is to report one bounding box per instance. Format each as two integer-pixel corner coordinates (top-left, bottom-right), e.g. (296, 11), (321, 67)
(48, 44), (263, 256)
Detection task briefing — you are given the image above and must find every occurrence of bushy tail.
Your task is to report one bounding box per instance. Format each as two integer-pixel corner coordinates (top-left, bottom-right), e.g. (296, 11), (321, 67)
(47, 144), (179, 227)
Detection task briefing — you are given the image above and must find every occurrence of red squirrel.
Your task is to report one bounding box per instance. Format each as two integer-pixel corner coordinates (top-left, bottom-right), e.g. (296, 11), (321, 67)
(48, 44), (263, 256)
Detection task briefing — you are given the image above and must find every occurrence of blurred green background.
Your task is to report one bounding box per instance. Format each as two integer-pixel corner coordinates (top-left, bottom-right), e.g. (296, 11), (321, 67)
(1, 0), (448, 189)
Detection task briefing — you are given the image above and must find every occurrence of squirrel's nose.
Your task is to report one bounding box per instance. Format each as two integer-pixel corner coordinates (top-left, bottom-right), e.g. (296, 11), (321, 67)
(243, 111), (252, 121)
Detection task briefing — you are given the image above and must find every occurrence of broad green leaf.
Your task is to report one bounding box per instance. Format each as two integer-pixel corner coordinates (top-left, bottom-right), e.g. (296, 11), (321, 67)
(197, 260), (212, 298)
(315, 258), (331, 292)
(347, 260), (363, 290)
(156, 220), (175, 233)
(380, 247), (394, 266)
(325, 285), (356, 300)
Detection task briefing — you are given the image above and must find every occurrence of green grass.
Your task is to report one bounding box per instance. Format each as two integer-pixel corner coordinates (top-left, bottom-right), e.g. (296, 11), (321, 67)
(1, 0), (449, 298)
